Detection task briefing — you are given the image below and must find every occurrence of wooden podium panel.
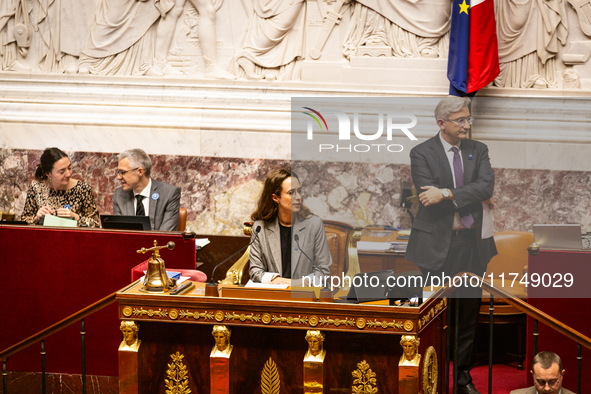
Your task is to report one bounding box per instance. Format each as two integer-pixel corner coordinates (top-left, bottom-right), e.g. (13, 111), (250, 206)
(0, 225), (196, 376)
(116, 284), (447, 393)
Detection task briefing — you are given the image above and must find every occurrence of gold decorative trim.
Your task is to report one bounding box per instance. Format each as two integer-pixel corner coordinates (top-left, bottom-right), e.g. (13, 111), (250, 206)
(261, 357), (281, 394)
(165, 352), (191, 394)
(403, 320), (414, 331)
(352, 360), (377, 394)
(122, 306), (133, 317)
(132, 307), (168, 318)
(226, 312), (261, 323)
(179, 310), (215, 321)
(318, 317), (355, 328)
(309, 316), (319, 327)
(356, 318), (366, 329)
(422, 346), (438, 394)
(365, 319), (404, 330)
(272, 315), (308, 325)
(418, 299), (447, 330)
(123, 305), (411, 332)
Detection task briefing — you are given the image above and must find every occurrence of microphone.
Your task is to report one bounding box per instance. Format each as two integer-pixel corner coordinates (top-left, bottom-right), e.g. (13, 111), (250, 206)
(294, 234), (314, 264)
(294, 234), (331, 292)
(209, 225), (262, 287)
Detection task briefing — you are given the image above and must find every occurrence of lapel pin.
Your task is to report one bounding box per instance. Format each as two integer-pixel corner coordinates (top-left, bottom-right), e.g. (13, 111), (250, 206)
(152, 193), (159, 201)
(468, 154), (474, 160)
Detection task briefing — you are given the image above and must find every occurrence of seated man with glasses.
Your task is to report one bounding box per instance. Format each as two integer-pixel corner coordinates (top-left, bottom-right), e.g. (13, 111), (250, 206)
(113, 149), (181, 231)
(511, 351), (572, 394)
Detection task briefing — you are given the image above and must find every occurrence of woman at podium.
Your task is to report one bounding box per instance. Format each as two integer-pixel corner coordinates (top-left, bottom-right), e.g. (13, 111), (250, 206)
(249, 168), (332, 285)
(20, 147), (99, 227)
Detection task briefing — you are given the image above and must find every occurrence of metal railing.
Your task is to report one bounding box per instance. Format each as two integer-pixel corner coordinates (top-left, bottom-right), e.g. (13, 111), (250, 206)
(2, 276), (590, 393)
(0, 280), (139, 394)
(445, 273), (591, 394)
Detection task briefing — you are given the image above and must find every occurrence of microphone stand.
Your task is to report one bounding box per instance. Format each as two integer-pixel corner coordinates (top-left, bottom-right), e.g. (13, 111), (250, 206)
(294, 234), (333, 302)
(205, 226), (261, 297)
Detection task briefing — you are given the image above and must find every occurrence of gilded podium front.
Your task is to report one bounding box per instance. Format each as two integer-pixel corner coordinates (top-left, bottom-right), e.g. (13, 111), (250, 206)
(116, 283), (446, 393)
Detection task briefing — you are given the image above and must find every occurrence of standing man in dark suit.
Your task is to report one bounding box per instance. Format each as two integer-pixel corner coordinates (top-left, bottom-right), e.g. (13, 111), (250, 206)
(113, 149), (181, 231)
(405, 96), (497, 394)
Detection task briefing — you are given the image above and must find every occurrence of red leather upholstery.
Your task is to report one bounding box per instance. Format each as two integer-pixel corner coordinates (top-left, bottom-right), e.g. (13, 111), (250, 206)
(132, 260), (207, 283)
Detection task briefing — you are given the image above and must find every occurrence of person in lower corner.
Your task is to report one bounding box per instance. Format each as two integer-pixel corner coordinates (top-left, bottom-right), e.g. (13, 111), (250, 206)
(510, 351), (573, 394)
(249, 168), (332, 286)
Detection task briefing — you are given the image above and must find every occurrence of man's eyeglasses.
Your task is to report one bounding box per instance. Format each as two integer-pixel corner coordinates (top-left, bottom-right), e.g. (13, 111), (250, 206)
(445, 117), (474, 126)
(116, 167), (139, 176)
(534, 378), (559, 388)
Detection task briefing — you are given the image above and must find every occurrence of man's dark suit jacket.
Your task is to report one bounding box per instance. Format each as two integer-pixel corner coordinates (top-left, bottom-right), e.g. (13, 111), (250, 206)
(405, 133), (497, 271)
(113, 179), (181, 232)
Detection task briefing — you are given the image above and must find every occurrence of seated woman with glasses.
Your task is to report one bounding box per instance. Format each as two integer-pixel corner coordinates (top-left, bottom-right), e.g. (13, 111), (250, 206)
(249, 168), (332, 286)
(21, 148), (99, 227)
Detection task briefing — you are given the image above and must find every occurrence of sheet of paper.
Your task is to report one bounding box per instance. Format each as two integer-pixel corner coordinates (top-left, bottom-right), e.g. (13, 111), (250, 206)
(356, 241), (391, 251)
(481, 202), (494, 239)
(43, 214), (77, 227)
(195, 238), (210, 248)
(245, 280), (289, 289)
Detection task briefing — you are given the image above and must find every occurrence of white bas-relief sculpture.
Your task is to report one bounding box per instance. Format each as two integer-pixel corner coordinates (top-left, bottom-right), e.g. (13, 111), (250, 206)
(154, 0), (235, 78)
(77, 0), (234, 78)
(233, 0), (306, 81)
(493, 0), (568, 88)
(0, 0), (32, 71)
(36, 0), (99, 74)
(77, 0), (172, 76)
(343, 0), (451, 59)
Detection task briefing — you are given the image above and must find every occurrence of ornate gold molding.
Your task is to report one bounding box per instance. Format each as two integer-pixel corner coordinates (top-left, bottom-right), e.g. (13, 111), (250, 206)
(422, 346), (438, 394)
(261, 357), (281, 394)
(418, 298), (447, 330)
(352, 360), (377, 394)
(120, 305), (411, 332)
(365, 319), (404, 330)
(318, 317), (355, 328)
(226, 312), (262, 323)
(165, 352), (191, 394)
(131, 307), (168, 318)
(177, 310), (214, 320)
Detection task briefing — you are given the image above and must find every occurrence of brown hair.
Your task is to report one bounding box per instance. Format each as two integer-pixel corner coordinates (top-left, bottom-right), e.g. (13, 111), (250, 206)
(251, 168), (312, 222)
(34, 148), (68, 181)
(532, 351), (563, 371)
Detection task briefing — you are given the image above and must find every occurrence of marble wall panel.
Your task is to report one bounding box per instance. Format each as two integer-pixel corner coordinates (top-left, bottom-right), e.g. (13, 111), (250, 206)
(2, 149), (590, 234)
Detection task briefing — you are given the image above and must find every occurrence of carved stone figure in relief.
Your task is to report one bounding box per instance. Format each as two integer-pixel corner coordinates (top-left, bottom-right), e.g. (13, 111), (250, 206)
(493, 0), (569, 88)
(0, 0), (32, 71)
(77, 0), (174, 76)
(154, 0), (235, 79)
(35, 0), (99, 74)
(343, 0), (451, 60)
(234, 0), (306, 81)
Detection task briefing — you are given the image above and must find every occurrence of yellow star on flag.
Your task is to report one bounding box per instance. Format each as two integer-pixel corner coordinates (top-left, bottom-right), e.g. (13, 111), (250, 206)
(459, 0), (470, 14)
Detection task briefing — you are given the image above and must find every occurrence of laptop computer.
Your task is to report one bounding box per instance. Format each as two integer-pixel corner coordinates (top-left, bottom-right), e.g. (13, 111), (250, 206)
(533, 224), (583, 250)
(100, 215), (151, 231)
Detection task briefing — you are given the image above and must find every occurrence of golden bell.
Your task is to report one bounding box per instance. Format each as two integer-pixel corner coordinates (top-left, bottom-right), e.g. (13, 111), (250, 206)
(138, 240), (176, 292)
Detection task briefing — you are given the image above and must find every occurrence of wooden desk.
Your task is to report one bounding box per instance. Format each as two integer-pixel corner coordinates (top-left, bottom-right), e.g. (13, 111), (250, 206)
(116, 283), (447, 393)
(358, 229), (421, 274)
